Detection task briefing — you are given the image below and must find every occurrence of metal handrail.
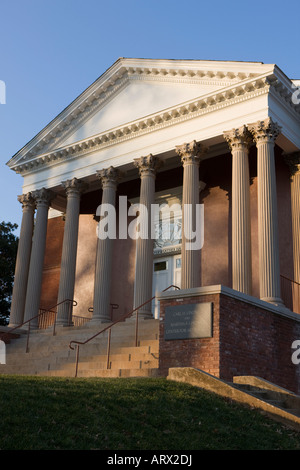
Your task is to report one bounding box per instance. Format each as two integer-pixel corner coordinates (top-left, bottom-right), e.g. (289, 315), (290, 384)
(88, 303), (119, 320)
(280, 274), (300, 287)
(0, 298), (77, 352)
(280, 274), (300, 313)
(69, 285), (180, 377)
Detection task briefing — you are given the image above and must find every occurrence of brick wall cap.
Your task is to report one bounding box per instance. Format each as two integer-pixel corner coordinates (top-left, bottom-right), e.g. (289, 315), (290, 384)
(157, 284), (300, 323)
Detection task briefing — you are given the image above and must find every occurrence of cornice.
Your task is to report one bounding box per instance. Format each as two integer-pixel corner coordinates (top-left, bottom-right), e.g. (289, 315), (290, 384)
(268, 75), (300, 119)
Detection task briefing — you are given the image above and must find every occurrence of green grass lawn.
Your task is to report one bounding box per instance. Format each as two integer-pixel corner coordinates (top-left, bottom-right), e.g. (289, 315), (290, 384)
(0, 375), (299, 450)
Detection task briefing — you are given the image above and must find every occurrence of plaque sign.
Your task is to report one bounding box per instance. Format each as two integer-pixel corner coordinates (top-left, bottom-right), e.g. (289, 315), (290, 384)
(164, 303), (213, 340)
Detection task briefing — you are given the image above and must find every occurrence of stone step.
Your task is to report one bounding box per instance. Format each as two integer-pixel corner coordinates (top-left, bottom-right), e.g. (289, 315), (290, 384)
(2, 343), (158, 364)
(7, 346), (159, 368)
(38, 367), (160, 378)
(38, 319), (159, 338)
(232, 381), (300, 419)
(0, 351), (159, 375)
(53, 358), (158, 371)
(4, 319), (158, 345)
(0, 317), (160, 378)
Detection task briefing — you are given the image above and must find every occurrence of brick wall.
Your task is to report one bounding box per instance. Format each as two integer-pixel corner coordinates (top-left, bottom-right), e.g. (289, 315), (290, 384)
(40, 216), (64, 310)
(158, 289), (300, 394)
(159, 294), (221, 378)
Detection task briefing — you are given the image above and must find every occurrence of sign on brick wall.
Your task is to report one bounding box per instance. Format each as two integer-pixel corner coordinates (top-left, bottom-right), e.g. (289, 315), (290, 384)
(164, 302), (213, 340)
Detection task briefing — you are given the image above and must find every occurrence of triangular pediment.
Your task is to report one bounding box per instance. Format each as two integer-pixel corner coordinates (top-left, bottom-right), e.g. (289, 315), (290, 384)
(9, 57), (298, 174)
(59, 78), (233, 148)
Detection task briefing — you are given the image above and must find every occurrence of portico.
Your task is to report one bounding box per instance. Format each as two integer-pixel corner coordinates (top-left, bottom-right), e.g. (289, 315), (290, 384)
(6, 58), (300, 329)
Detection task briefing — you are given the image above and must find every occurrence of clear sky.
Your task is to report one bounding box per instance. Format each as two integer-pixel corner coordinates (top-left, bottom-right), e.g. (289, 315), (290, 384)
(1, 0), (300, 234)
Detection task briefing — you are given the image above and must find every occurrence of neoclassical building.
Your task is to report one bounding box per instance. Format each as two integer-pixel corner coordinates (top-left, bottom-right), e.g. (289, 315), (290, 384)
(5, 58), (300, 389)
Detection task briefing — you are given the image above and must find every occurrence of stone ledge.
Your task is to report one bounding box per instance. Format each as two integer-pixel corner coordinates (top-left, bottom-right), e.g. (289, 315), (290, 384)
(167, 367), (300, 431)
(157, 284), (300, 322)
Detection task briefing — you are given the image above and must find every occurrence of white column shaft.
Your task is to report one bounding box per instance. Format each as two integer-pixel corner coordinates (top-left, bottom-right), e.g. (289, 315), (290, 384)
(181, 160), (200, 289)
(257, 140), (281, 302)
(23, 189), (53, 326)
(232, 147), (252, 294)
(56, 179), (85, 326)
(224, 126), (252, 295)
(291, 172), (300, 283)
(9, 194), (35, 327)
(134, 172), (155, 315)
(133, 155), (160, 317)
(92, 168), (120, 323)
(176, 141), (206, 290)
(286, 154), (300, 284)
(249, 118), (282, 304)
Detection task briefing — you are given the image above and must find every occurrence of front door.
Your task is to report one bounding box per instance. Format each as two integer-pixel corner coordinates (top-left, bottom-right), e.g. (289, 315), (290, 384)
(152, 255), (181, 318)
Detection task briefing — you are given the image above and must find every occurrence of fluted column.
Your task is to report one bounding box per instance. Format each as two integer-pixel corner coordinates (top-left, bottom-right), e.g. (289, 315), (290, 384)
(56, 178), (87, 326)
(133, 155), (160, 317)
(23, 188), (54, 327)
(92, 167), (121, 323)
(9, 193), (35, 327)
(224, 126), (252, 295)
(176, 140), (206, 289)
(284, 152), (300, 283)
(249, 117), (282, 304)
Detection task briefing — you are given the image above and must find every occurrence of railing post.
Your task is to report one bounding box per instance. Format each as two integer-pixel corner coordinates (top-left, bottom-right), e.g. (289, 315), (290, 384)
(26, 321), (31, 353)
(75, 344), (80, 378)
(53, 310), (57, 336)
(68, 300), (72, 326)
(106, 328), (112, 369)
(135, 311), (139, 347)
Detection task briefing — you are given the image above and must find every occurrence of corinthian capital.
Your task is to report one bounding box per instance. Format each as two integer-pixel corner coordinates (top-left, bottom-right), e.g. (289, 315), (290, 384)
(134, 154), (161, 177)
(17, 192), (35, 209)
(96, 166), (122, 188)
(175, 140), (208, 165)
(62, 177), (88, 196)
(223, 125), (252, 151)
(32, 188), (55, 206)
(283, 151), (300, 177)
(248, 117), (281, 144)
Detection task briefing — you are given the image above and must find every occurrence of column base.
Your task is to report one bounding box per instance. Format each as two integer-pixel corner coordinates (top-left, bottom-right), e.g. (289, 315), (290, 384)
(87, 317), (112, 327)
(55, 320), (74, 328)
(136, 309), (153, 320)
(7, 322), (21, 329)
(261, 296), (284, 307)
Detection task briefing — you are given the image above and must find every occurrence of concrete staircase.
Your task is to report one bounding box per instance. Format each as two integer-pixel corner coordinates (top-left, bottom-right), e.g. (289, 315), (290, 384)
(231, 376), (300, 419)
(167, 367), (300, 431)
(0, 316), (160, 378)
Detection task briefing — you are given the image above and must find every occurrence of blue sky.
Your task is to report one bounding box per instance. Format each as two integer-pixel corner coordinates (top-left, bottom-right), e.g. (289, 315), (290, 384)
(1, 0), (300, 234)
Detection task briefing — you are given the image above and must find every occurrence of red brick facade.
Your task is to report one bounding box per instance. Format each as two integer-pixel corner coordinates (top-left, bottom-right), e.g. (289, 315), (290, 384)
(158, 288), (300, 394)
(40, 217), (64, 310)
